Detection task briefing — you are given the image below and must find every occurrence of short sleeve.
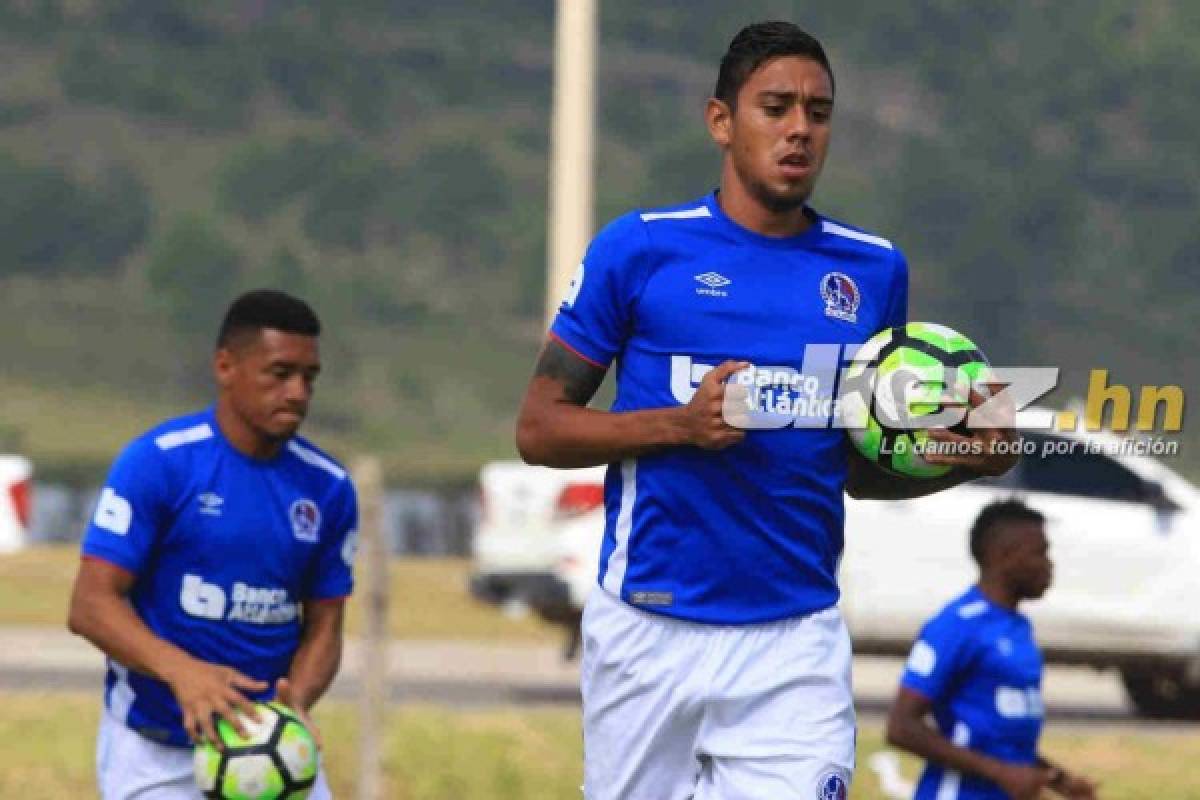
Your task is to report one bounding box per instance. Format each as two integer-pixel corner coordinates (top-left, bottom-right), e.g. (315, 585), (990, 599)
(900, 613), (975, 702)
(549, 213), (651, 367)
(883, 247), (909, 329)
(81, 438), (172, 575)
(306, 480), (358, 600)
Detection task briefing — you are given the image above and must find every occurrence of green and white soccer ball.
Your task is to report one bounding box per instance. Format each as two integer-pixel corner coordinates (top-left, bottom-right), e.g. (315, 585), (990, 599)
(841, 321), (993, 478)
(193, 701), (318, 800)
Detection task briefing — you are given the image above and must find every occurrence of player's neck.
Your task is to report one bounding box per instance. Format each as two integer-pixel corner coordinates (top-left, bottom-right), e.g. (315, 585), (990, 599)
(976, 577), (1019, 610)
(214, 401), (285, 460)
(717, 172), (814, 238)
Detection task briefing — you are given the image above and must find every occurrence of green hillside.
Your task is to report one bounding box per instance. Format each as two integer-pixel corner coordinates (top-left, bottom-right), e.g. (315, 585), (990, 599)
(0, 1), (1195, 482)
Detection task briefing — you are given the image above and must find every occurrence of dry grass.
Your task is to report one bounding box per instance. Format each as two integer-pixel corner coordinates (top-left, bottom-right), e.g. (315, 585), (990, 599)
(6, 547), (1199, 798)
(4, 691), (1199, 799)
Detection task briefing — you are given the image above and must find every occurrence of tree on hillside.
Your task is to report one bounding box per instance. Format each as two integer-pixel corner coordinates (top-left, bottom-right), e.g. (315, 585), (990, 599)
(0, 154), (149, 278)
(146, 215), (242, 342)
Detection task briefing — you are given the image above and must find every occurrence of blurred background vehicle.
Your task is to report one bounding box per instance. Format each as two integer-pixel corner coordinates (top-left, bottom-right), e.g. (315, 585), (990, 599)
(470, 461), (605, 654)
(472, 421), (1200, 717)
(0, 454), (33, 553)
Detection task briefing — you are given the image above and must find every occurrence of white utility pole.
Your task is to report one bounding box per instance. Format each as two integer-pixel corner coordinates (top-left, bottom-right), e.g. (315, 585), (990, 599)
(545, 0), (598, 327)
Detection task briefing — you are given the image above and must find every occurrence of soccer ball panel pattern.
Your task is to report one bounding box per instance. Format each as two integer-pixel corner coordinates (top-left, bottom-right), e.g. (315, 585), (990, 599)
(194, 702), (318, 800)
(845, 322), (992, 478)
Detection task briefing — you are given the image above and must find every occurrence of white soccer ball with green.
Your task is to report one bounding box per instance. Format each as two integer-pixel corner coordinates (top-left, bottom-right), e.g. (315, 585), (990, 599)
(841, 321), (993, 478)
(193, 701), (318, 800)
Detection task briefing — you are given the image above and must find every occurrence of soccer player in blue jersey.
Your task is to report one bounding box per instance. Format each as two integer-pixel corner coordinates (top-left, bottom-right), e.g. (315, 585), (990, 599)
(887, 502), (1097, 800)
(516, 20), (1018, 800)
(67, 290), (357, 799)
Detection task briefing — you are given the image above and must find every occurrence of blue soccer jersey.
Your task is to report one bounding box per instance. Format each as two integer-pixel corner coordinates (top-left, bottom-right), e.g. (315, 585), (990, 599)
(551, 191), (907, 623)
(81, 408), (358, 746)
(901, 586), (1045, 800)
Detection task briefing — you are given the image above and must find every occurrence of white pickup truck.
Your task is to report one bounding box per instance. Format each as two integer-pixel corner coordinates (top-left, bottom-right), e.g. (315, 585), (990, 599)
(470, 427), (1200, 718)
(0, 455), (33, 553)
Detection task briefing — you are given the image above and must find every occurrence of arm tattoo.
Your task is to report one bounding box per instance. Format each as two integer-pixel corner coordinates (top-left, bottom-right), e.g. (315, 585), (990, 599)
(533, 339), (607, 406)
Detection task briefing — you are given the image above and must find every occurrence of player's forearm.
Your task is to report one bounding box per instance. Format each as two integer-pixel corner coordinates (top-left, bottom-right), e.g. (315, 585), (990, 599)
(285, 610), (343, 710)
(517, 401), (691, 468)
(68, 590), (195, 684)
(886, 714), (1009, 785)
(845, 449), (972, 500)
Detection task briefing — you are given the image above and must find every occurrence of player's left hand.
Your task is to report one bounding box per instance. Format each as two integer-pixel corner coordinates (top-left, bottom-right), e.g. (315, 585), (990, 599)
(275, 677), (324, 751)
(1054, 771), (1099, 799)
(923, 387), (1018, 477)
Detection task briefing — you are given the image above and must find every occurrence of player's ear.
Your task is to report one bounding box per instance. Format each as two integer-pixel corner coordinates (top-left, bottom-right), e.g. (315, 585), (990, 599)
(706, 97), (733, 148)
(213, 346), (236, 388)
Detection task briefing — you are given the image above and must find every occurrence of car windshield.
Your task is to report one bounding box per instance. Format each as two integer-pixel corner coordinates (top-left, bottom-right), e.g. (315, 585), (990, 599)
(1019, 433), (1147, 503)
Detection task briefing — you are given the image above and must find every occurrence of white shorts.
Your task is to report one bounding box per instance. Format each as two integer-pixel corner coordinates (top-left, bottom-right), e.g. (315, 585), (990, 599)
(581, 587), (855, 800)
(97, 711), (333, 799)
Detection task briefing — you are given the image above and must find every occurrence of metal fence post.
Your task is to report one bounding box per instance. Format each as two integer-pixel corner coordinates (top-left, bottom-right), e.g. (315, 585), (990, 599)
(353, 456), (387, 800)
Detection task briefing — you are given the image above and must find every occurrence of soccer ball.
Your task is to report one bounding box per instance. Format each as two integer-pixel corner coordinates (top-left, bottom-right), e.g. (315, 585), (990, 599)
(840, 321), (992, 478)
(193, 702), (318, 800)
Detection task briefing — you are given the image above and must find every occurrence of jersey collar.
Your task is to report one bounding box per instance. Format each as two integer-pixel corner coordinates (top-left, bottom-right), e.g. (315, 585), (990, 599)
(703, 190), (825, 249)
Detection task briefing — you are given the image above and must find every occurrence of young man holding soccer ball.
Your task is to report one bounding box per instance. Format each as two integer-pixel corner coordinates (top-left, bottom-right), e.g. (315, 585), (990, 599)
(68, 291), (356, 799)
(517, 21), (1016, 799)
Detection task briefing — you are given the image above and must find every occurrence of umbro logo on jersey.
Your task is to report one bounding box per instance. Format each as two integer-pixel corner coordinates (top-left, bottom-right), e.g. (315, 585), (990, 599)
(694, 271), (730, 297)
(695, 271), (731, 287)
(197, 492), (224, 517)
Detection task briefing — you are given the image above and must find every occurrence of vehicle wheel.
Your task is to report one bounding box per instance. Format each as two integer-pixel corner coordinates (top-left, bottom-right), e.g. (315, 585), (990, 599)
(563, 617), (582, 661)
(1121, 667), (1200, 719)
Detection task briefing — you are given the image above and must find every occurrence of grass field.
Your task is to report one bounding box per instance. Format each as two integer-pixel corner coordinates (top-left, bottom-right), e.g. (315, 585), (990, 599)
(6, 691), (1200, 798)
(0, 545), (560, 642)
(8, 546), (1200, 797)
